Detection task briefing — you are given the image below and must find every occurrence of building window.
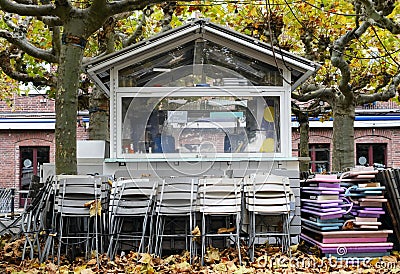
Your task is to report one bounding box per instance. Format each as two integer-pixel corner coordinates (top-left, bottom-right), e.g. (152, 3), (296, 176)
(356, 143), (386, 168)
(309, 144), (330, 173)
(121, 96), (281, 155)
(20, 146), (50, 207)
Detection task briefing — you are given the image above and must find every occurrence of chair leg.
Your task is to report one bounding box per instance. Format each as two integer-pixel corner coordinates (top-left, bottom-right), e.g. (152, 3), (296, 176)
(148, 212), (156, 254)
(201, 213), (206, 265)
(189, 213), (197, 263)
(139, 214), (149, 254)
(235, 213), (241, 265)
(249, 212), (255, 261)
(155, 215), (164, 257)
(107, 217), (122, 259)
(57, 216), (64, 264)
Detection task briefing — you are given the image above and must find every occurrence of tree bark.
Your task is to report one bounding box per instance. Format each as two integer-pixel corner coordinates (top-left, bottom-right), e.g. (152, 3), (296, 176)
(298, 111), (310, 172)
(331, 101), (355, 172)
(88, 86), (109, 141)
(55, 38), (84, 175)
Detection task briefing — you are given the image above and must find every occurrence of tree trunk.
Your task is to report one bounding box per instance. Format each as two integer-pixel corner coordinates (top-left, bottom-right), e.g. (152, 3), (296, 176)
(88, 86), (109, 141)
(331, 102), (355, 172)
(55, 41), (84, 175)
(298, 112), (310, 172)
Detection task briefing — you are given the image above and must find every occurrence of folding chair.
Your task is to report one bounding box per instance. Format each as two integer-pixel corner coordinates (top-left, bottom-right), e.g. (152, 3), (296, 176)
(198, 177), (243, 264)
(245, 173), (293, 261)
(107, 178), (158, 259)
(21, 177), (54, 261)
(57, 175), (102, 261)
(95, 175), (112, 254)
(154, 177), (198, 260)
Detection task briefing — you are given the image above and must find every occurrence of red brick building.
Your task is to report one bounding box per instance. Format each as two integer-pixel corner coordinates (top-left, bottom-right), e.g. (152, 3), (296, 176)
(0, 94), (88, 206)
(292, 101), (400, 172)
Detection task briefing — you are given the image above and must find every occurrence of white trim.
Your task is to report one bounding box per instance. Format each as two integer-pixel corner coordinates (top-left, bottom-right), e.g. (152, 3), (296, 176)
(0, 118), (55, 130)
(292, 120), (400, 128)
(110, 67), (117, 158)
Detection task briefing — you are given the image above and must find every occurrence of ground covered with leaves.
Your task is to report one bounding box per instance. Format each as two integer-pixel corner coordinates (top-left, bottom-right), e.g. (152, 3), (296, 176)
(0, 236), (399, 273)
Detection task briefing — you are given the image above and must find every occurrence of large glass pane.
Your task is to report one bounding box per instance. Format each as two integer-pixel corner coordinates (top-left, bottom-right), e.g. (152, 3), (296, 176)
(121, 96), (280, 155)
(118, 41), (283, 87)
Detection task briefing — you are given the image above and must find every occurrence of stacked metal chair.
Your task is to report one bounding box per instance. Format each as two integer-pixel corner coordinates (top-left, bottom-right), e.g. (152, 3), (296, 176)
(245, 173), (293, 260)
(107, 178), (158, 258)
(57, 175), (103, 261)
(21, 176), (54, 261)
(154, 177), (198, 260)
(198, 177), (243, 264)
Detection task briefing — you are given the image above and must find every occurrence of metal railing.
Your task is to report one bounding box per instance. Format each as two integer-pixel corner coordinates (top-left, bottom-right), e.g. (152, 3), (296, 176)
(0, 188), (15, 217)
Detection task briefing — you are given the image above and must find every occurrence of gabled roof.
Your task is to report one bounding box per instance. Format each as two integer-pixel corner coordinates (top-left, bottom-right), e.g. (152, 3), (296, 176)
(84, 19), (320, 95)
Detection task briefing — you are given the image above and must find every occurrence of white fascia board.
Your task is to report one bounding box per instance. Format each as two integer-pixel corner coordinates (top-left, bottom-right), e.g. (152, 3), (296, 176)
(292, 120), (400, 128)
(0, 118), (55, 129)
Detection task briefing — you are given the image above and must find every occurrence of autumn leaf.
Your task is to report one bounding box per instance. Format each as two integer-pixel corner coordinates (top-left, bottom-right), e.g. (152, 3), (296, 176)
(86, 258), (97, 266)
(173, 261), (192, 273)
(73, 265), (89, 274)
(205, 246), (220, 264)
(252, 255), (268, 268)
(45, 262), (58, 274)
(83, 199), (102, 217)
(80, 269), (94, 274)
(191, 225), (201, 243)
(369, 257), (380, 266)
(139, 253), (154, 265)
(217, 227), (236, 234)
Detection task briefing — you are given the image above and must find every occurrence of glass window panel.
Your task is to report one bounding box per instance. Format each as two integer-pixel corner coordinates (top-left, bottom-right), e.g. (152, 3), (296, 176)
(309, 144), (330, 173)
(356, 143), (386, 167)
(118, 41), (283, 87)
(372, 144), (386, 166)
(121, 96), (280, 154)
(356, 144), (369, 165)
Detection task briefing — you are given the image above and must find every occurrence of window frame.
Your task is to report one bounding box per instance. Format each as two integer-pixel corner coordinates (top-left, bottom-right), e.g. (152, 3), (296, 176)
(112, 86), (292, 160)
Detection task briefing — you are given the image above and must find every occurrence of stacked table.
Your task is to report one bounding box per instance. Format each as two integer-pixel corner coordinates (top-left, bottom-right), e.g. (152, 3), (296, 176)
(300, 169), (393, 259)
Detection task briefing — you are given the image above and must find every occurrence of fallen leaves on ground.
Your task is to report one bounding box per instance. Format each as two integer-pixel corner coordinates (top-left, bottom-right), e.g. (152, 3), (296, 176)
(0, 236), (399, 273)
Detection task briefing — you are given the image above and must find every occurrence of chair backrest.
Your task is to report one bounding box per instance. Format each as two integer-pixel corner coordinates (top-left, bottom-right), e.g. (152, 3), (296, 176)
(245, 173), (293, 213)
(57, 175), (102, 215)
(156, 177), (198, 214)
(110, 178), (159, 216)
(198, 177), (242, 214)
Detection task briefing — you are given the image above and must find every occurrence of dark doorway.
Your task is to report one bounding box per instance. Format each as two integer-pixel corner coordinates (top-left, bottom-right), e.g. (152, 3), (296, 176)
(19, 146), (50, 207)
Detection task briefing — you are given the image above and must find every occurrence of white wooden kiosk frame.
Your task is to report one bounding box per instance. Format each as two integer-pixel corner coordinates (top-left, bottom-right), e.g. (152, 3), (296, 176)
(84, 19), (319, 241)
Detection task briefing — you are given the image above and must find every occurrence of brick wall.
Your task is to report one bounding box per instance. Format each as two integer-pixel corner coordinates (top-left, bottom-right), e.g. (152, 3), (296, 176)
(0, 95), (89, 207)
(0, 94), (55, 112)
(292, 127), (400, 170)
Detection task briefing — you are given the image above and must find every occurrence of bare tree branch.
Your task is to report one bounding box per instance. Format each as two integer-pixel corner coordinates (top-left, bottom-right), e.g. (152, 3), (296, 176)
(160, 2), (176, 32)
(292, 87), (336, 103)
(121, 11), (145, 47)
(52, 26), (61, 59)
(103, 0), (189, 17)
(0, 29), (57, 63)
(0, 47), (56, 87)
(0, 0), (56, 16)
(359, 0), (400, 33)
(357, 70), (400, 105)
(39, 16), (63, 27)
(331, 21), (370, 99)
